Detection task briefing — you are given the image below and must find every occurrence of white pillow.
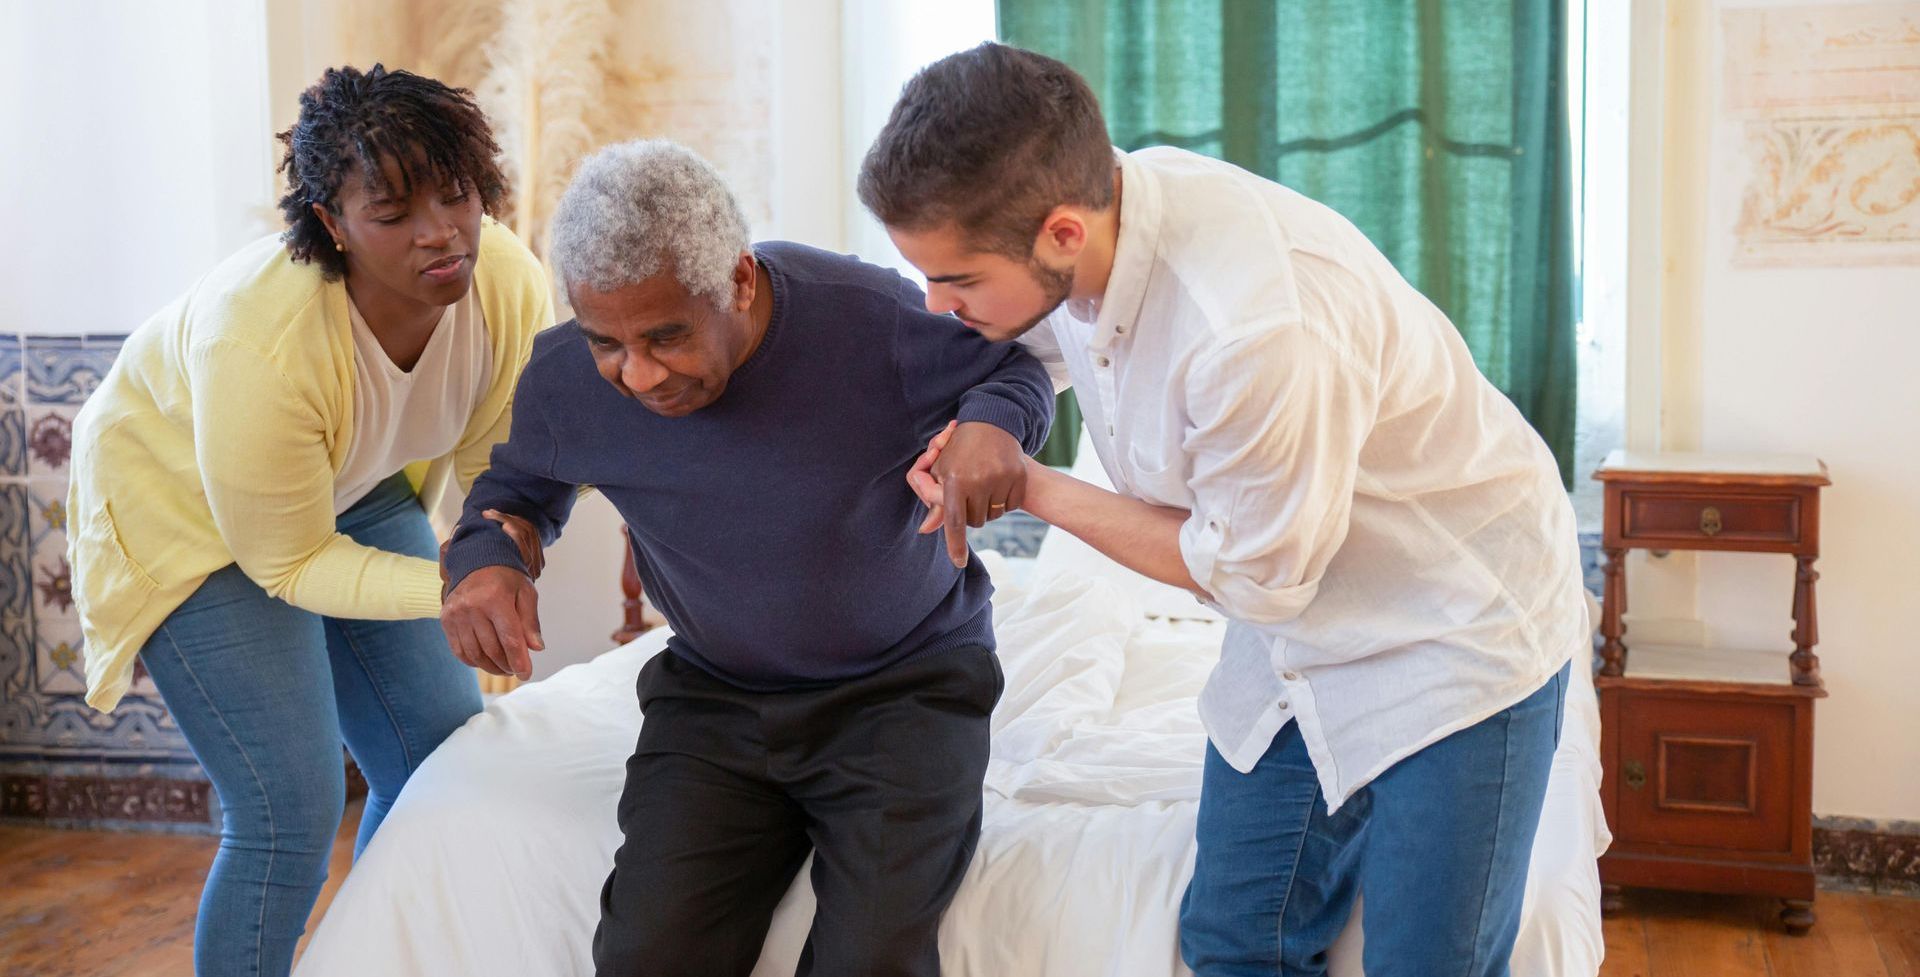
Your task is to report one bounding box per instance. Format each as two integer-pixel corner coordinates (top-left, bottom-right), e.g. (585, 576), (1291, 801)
(1029, 431), (1225, 623)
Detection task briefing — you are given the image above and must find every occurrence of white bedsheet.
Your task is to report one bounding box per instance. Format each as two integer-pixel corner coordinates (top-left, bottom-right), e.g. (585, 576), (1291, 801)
(295, 565), (1607, 977)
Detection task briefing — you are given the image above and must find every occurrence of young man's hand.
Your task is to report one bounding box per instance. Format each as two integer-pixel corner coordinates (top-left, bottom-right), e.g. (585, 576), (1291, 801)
(906, 420), (1026, 567)
(441, 565), (545, 680)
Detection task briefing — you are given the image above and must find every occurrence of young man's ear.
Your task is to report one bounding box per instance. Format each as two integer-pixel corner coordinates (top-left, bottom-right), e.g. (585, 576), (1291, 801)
(1033, 206), (1090, 264)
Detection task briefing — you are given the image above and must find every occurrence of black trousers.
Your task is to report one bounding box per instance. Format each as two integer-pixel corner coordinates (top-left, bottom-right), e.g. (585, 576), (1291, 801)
(593, 645), (1003, 977)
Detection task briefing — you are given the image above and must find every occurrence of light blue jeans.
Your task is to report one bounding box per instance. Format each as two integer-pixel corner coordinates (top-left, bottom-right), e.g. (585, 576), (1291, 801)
(139, 473), (481, 977)
(1180, 662), (1569, 977)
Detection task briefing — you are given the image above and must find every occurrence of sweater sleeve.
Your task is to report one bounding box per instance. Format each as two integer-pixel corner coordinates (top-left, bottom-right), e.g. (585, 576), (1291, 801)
(890, 277), (1055, 454)
(441, 365), (581, 593)
(189, 339), (442, 618)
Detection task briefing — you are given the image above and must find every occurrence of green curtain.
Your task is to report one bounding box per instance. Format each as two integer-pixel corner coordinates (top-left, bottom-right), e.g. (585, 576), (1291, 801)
(1004, 0), (1577, 484)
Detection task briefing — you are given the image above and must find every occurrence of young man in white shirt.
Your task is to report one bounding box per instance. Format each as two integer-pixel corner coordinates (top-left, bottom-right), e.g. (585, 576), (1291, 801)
(861, 43), (1588, 977)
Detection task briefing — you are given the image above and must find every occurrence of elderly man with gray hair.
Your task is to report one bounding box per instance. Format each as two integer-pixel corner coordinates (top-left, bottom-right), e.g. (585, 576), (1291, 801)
(437, 140), (1053, 976)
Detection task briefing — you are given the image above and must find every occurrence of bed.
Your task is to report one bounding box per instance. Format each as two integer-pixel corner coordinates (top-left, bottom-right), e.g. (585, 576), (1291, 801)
(295, 468), (1609, 976)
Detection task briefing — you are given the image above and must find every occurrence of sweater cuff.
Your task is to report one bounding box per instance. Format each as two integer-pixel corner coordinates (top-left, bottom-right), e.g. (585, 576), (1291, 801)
(442, 528), (528, 596)
(396, 560), (448, 618)
(956, 396), (1035, 453)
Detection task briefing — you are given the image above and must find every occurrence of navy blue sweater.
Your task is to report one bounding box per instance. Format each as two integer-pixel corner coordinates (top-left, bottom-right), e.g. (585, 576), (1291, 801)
(442, 242), (1054, 689)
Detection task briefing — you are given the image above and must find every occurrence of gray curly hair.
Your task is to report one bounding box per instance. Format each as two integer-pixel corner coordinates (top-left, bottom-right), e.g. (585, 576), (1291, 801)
(548, 140), (750, 307)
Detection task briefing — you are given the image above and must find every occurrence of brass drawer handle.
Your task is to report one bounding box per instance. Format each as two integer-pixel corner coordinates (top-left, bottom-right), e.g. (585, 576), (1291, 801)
(1624, 760), (1647, 791)
(1699, 506), (1723, 536)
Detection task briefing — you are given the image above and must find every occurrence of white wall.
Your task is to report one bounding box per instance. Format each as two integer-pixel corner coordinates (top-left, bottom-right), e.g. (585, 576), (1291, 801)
(838, 0), (997, 277)
(0, 0), (275, 336)
(1654, 0), (1920, 822)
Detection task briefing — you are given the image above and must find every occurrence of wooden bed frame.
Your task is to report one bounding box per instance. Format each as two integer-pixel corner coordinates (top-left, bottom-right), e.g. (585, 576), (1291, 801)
(612, 527), (652, 645)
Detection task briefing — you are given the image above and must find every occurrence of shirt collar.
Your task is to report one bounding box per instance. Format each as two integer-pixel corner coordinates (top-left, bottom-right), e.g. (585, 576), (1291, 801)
(1088, 149), (1162, 351)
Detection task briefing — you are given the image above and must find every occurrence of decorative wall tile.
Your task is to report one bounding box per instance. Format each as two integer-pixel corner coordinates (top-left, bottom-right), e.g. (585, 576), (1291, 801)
(24, 405), (75, 477)
(0, 335), (21, 405)
(1814, 817), (1920, 894)
(1, 332), (205, 831)
(24, 336), (114, 405)
(25, 482), (79, 696)
(0, 483), (34, 750)
(2, 766), (213, 828)
(0, 407), (22, 477)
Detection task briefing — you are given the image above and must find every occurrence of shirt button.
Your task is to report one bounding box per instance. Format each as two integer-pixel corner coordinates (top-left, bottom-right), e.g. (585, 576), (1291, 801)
(1116, 325), (1128, 334)
(1277, 700), (1291, 711)
(1283, 671), (1299, 681)
(1095, 355), (1111, 367)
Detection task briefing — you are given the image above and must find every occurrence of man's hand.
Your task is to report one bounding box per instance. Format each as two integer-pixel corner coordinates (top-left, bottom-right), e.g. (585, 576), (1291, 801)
(441, 565), (544, 680)
(906, 420), (1026, 567)
(483, 509), (545, 579)
(437, 510), (546, 585)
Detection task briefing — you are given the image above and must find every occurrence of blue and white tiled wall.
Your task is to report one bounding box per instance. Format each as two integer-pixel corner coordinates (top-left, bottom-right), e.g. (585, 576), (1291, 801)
(0, 334), (214, 831)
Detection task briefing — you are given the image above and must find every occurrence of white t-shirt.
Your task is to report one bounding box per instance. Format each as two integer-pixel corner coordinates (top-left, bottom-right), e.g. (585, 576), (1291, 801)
(333, 289), (492, 513)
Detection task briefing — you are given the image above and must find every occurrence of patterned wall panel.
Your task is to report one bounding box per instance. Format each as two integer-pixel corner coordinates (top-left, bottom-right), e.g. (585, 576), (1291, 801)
(0, 334), (214, 831)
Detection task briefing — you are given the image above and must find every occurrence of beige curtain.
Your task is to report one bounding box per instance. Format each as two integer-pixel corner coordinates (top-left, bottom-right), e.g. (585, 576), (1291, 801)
(268, 0), (770, 692)
(274, 0), (774, 282)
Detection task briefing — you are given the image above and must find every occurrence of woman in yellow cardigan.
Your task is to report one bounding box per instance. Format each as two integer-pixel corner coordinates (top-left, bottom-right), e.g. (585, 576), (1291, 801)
(67, 66), (551, 976)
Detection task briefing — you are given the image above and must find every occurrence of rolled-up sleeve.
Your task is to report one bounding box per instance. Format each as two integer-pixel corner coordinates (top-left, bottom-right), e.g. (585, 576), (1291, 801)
(1178, 324), (1376, 627)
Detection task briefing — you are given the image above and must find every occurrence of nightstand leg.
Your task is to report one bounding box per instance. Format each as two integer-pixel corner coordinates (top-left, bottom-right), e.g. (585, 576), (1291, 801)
(1791, 555), (1821, 686)
(1601, 884), (1625, 917)
(1600, 547), (1627, 677)
(1780, 897), (1816, 935)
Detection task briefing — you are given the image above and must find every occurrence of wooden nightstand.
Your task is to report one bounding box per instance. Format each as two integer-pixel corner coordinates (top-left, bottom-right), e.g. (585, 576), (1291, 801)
(1593, 450), (1830, 934)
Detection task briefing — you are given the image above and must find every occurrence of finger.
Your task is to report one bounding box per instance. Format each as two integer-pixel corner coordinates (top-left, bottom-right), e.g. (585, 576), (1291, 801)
(907, 468), (943, 507)
(929, 419), (958, 451)
(985, 494), (1011, 523)
(966, 489), (988, 528)
(942, 478), (968, 567)
(485, 510), (543, 578)
(471, 615), (513, 677)
(910, 444), (938, 475)
(919, 504), (943, 534)
(443, 618), (476, 669)
(486, 603), (531, 680)
(516, 525), (545, 579)
(516, 583), (545, 655)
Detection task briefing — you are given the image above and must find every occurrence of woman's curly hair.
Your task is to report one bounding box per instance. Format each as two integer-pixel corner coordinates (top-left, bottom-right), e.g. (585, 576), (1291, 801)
(276, 64), (509, 279)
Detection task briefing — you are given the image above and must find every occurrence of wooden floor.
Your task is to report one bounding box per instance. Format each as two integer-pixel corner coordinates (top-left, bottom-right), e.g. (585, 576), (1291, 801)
(2, 807), (1917, 976)
(0, 801), (359, 977)
(1600, 887), (1920, 977)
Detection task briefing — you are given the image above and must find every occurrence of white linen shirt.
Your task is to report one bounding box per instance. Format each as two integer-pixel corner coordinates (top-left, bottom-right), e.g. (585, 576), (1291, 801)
(1020, 147), (1588, 811)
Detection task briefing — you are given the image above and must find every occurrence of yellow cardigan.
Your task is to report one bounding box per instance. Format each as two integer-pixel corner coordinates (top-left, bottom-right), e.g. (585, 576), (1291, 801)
(68, 219), (553, 711)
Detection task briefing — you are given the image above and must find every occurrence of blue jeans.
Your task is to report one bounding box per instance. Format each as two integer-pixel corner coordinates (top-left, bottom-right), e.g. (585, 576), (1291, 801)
(139, 473), (482, 977)
(1180, 663), (1568, 977)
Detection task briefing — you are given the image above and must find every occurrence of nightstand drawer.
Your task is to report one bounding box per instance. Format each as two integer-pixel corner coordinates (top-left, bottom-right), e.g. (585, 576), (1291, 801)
(1618, 490), (1802, 548)
(1609, 690), (1796, 856)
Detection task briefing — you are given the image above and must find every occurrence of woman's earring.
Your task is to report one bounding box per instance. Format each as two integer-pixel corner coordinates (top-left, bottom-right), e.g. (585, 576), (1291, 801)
(334, 240), (346, 253)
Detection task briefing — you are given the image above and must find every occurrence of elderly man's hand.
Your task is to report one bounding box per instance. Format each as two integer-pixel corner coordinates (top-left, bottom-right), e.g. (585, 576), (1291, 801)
(907, 420), (1026, 567)
(441, 565), (544, 680)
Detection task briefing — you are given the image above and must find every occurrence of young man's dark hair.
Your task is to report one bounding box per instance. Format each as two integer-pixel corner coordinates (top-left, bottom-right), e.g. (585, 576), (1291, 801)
(276, 64), (509, 279)
(858, 42), (1115, 257)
